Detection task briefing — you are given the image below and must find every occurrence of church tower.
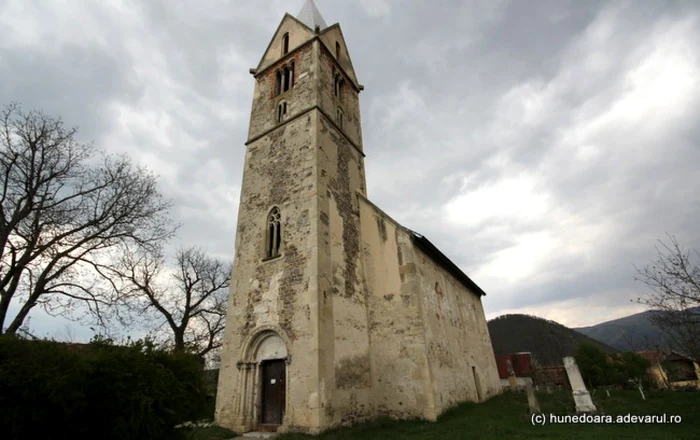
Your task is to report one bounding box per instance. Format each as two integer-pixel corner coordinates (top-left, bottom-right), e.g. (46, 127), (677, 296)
(216, 1), (373, 434)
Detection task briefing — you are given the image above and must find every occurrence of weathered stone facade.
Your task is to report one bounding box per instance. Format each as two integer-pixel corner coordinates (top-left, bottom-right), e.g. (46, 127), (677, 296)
(216, 4), (501, 435)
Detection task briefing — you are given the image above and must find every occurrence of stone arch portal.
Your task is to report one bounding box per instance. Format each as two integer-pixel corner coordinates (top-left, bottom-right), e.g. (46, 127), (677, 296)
(234, 329), (290, 432)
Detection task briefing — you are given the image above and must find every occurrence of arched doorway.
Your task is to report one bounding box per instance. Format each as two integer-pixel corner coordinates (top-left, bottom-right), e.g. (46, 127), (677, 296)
(255, 333), (287, 427)
(234, 329), (290, 432)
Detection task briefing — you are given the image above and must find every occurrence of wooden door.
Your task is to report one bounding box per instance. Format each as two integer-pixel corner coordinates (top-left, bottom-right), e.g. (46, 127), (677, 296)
(261, 360), (286, 425)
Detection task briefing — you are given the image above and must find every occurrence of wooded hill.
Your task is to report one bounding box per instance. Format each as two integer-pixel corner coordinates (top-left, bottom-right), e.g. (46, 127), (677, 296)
(574, 306), (700, 352)
(488, 314), (616, 366)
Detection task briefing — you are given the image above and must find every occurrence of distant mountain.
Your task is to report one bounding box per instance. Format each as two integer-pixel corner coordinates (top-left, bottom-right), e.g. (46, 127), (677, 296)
(574, 307), (700, 352)
(488, 314), (616, 366)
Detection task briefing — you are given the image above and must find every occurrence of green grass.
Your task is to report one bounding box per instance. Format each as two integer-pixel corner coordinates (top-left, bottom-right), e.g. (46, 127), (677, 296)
(181, 425), (237, 440)
(277, 389), (700, 440)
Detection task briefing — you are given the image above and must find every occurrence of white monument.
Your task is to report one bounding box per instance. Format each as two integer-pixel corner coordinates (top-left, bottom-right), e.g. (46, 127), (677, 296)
(563, 356), (597, 413)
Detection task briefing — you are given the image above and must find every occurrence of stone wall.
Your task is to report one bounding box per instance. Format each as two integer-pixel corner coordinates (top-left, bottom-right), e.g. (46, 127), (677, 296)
(414, 244), (502, 413)
(358, 196), (436, 421)
(318, 26), (360, 89)
(317, 41), (362, 148)
(358, 194), (501, 421)
(316, 107), (373, 427)
(216, 112), (321, 432)
(248, 43), (315, 141)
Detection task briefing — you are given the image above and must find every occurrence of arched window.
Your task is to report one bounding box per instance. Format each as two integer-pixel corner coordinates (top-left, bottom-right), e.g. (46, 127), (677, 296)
(334, 73), (344, 98)
(289, 61), (295, 88)
(277, 101), (287, 123)
(283, 66), (290, 92)
(336, 108), (343, 129)
(336, 42), (341, 59)
(279, 62), (294, 94)
(275, 63), (295, 97)
(266, 207), (282, 259)
(282, 33), (290, 55)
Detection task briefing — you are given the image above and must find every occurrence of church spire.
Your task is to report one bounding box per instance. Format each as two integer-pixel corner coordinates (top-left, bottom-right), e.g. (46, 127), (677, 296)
(297, 0), (328, 31)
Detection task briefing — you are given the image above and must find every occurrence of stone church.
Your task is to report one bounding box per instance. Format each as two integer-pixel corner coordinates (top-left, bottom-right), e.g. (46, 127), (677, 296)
(216, 1), (501, 434)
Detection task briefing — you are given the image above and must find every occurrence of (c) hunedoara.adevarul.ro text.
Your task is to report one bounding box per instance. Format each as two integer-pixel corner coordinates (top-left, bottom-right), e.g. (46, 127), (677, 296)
(531, 413), (682, 426)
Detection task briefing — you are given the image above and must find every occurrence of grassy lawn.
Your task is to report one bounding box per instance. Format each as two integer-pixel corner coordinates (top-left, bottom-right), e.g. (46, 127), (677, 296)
(275, 389), (700, 440)
(181, 425), (237, 440)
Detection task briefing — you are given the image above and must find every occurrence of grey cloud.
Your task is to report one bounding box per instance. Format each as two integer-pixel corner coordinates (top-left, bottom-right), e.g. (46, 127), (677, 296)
(2, 0), (700, 337)
(0, 43), (142, 143)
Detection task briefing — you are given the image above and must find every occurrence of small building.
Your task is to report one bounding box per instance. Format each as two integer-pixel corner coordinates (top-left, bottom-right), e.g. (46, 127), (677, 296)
(495, 352), (533, 378)
(495, 352), (535, 389)
(637, 350), (700, 390)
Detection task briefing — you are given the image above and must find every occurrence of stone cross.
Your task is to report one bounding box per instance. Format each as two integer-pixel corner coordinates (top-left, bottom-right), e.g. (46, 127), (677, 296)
(563, 356), (597, 413)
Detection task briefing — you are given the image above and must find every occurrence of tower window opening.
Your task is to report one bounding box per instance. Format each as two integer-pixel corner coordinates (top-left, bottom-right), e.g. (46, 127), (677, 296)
(266, 207), (282, 259)
(277, 101), (288, 123)
(283, 66), (290, 92)
(336, 42), (341, 59)
(290, 62), (295, 88)
(280, 62), (294, 93)
(337, 108), (343, 129)
(334, 74), (344, 98)
(275, 71), (282, 96)
(282, 33), (290, 55)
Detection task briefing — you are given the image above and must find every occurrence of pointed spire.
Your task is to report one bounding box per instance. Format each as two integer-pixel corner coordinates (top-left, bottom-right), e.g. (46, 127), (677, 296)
(297, 0), (328, 31)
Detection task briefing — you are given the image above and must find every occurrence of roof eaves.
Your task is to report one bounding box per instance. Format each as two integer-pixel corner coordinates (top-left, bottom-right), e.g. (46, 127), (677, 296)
(408, 230), (487, 297)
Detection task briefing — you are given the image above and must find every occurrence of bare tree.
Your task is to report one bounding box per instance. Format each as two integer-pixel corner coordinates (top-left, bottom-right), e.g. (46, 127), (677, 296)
(106, 246), (231, 360)
(620, 325), (658, 353)
(0, 103), (175, 334)
(635, 234), (700, 361)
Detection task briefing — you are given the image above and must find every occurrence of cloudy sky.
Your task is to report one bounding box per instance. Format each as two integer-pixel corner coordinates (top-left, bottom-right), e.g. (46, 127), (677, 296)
(2, 0), (699, 340)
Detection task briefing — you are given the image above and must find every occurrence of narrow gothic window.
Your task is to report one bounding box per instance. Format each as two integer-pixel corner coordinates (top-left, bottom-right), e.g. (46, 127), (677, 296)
(289, 62), (295, 88)
(334, 74), (343, 98)
(266, 207), (282, 258)
(336, 42), (341, 59)
(282, 33), (290, 55)
(277, 101), (287, 123)
(275, 71), (282, 96)
(281, 62), (294, 93)
(283, 66), (290, 92)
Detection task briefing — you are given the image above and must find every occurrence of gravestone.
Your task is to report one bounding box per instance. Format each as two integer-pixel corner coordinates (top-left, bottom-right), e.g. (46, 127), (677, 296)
(526, 381), (541, 414)
(563, 357), (597, 413)
(506, 360), (518, 391)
